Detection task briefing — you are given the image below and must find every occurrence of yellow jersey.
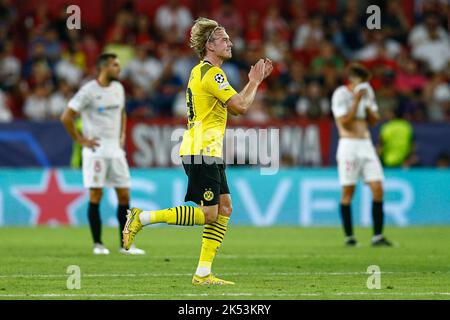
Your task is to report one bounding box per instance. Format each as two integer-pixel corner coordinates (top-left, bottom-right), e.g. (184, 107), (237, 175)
(179, 60), (238, 158)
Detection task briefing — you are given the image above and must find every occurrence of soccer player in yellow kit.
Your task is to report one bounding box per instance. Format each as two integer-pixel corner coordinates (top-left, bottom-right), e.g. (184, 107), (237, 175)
(122, 17), (273, 285)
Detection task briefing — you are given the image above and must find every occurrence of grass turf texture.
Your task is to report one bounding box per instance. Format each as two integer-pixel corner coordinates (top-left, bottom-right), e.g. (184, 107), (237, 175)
(0, 226), (449, 300)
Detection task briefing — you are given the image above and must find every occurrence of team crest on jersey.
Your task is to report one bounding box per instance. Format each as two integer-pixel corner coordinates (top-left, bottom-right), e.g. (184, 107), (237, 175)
(203, 190), (214, 201)
(214, 73), (225, 84)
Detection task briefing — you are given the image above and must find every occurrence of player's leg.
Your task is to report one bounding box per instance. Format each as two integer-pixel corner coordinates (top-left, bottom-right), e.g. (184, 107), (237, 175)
(337, 139), (360, 246)
(367, 180), (384, 234)
(115, 187), (129, 242)
(193, 163), (234, 285)
(88, 188), (104, 246)
(194, 203), (219, 277)
(194, 194), (233, 284)
(122, 204), (207, 250)
(341, 185), (357, 245)
(89, 188), (110, 254)
(363, 143), (392, 246)
(138, 205), (207, 226)
(83, 156), (109, 254)
(366, 180), (391, 246)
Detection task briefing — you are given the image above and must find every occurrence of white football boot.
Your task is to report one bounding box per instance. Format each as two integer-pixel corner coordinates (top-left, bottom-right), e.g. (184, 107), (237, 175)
(119, 244), (146, 255)
(93, 243), (110, 255)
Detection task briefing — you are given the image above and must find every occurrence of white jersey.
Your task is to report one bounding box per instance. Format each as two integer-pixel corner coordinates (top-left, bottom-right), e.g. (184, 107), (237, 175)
(68, 80), (125, 157)
(331, 83), (378, 120)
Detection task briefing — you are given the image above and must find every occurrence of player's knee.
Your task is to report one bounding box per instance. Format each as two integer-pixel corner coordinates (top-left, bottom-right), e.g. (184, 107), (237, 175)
(341, 193), (353, 204)
(118, 195), (129, 205)
(373, 185), (383, 201)
(201, 205), (219, 224)
(341, 198), (352, 205)
(117, 192), (130, 205)
(89, 189), (103, 203)
(204, 212), (218, 224)
(342, 185), (356, 204)
(219, 204), (232, 217)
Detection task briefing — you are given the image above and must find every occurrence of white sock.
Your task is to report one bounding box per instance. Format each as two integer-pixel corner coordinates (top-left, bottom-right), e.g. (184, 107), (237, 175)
(139, 211), (152, 226)
(195, 266), (211, 277)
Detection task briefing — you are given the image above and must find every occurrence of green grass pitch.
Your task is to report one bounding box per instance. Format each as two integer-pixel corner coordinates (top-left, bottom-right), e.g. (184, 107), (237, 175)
(0, 226), (449, 300)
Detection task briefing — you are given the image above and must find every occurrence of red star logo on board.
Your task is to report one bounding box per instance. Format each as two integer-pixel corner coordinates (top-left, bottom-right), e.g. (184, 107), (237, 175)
(16, 170), (86, 225)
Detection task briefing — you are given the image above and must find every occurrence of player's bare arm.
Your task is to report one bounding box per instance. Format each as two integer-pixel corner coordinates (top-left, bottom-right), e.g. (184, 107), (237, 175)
(60, 108), (99, 148)
(227, 58), (271, 115)
(337, 89), (367, 129)
(120, 109), (126, 149)
(365, 106), (379, 127)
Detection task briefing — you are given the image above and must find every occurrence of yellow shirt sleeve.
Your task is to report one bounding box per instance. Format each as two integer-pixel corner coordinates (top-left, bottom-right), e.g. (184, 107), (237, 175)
(202, 67), (238, 104)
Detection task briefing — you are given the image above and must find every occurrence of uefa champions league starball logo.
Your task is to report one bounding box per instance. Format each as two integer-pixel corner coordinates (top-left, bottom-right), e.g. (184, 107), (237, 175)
(214, 74), (225, 84)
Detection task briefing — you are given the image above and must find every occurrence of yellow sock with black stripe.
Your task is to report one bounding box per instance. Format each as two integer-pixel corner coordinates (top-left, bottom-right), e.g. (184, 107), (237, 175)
(195, 214), (230, 277)
(139, 206), (205, 226)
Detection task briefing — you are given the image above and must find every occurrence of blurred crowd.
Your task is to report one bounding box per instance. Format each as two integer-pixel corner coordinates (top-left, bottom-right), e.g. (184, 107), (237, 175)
(0, 0), (449, 123)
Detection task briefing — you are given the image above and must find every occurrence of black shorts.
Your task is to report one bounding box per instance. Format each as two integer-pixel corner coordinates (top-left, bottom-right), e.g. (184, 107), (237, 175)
(182, 155), (230, 206)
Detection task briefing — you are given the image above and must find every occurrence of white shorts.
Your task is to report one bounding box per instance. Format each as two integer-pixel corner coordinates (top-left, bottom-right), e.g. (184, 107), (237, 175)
(82, 154), (131, 189)
(336, 138), (384, 186)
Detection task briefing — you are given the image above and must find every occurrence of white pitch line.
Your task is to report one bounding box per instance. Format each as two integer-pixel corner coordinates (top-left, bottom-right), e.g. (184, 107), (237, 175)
(0, 292), (450, 298)
(0, 254), (443, 260)
(0, 271), (447, 279)
(0, 273), (191, 278)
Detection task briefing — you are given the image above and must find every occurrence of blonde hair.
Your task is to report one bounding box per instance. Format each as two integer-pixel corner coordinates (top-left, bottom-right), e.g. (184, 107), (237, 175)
(189, 17), (224, 59)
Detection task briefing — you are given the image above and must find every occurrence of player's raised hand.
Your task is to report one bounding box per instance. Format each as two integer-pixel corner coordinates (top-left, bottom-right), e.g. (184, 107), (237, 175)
(354, 88), (368, 100)
(248, 59), (266, 84)
(78, 136), (100, 149)
(263, 58), (273, 79)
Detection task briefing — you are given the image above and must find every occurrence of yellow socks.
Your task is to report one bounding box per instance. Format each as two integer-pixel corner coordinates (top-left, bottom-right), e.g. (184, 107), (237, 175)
(195, 214), (230, 277)
(139, 206), (205, 226)
(138, 208), (230, 277)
